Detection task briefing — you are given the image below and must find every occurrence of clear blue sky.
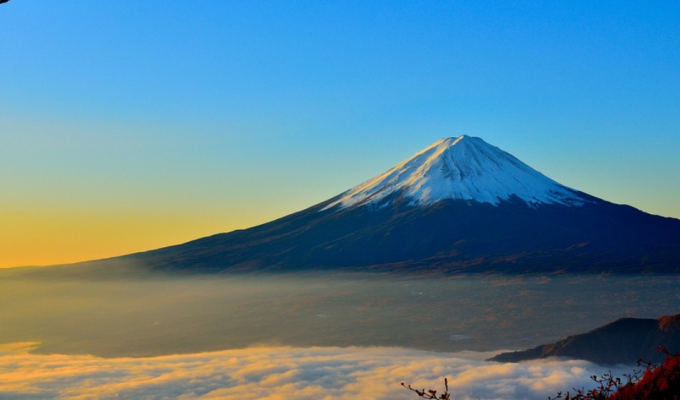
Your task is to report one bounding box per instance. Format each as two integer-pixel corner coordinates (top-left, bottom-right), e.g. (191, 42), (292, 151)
(1, 1), (679, 266)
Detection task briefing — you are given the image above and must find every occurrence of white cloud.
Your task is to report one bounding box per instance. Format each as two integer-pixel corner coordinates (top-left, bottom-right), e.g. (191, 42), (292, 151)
(0, 344), (632, 400)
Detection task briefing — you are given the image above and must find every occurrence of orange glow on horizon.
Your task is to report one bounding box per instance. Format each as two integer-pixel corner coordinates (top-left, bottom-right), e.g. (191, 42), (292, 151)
(0, 208), (275, 268)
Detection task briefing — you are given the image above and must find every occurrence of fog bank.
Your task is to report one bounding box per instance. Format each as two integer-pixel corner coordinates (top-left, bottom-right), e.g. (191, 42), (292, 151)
(0, 343), (632, 400)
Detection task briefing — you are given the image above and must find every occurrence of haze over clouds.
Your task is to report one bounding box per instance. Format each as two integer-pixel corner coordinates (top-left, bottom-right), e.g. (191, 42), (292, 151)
(0, 344), (626, 400)
(4, 273), (680, 358)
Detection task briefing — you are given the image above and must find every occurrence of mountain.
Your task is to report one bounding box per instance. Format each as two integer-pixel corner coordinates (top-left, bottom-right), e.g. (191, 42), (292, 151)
(73, 135), (680, 274)
(489, 314), (680, 365)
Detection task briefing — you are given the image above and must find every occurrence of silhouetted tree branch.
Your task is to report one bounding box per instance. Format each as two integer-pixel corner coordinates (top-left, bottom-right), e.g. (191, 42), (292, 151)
(401, 377), (451, 399)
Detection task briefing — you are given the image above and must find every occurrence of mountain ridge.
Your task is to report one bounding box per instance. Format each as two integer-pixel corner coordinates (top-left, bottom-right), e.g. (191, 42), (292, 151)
(489, 314), (680, 365)
(44, 135), (680, 274)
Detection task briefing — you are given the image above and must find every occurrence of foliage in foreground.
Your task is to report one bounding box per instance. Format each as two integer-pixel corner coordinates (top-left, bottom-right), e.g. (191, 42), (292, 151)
(402, 348), (680, 400)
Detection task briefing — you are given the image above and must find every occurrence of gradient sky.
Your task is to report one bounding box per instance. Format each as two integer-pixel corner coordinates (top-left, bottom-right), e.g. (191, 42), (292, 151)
(1, 1), (679, 268)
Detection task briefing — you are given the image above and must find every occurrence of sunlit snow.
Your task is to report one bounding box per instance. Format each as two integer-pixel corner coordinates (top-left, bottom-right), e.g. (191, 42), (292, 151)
(324, 136), (588, 210)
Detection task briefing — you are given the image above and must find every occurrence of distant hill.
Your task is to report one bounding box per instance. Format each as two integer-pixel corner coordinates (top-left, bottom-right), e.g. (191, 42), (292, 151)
(489, 314), (680, 365)
(59, 136), (680, 274)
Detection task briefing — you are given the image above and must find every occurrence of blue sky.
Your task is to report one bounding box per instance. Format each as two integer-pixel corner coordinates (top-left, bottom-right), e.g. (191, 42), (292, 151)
(1, 1), (679, 266)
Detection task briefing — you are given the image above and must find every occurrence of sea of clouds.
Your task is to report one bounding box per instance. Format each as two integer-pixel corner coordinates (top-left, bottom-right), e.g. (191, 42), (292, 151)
(0, 342), (633, 400)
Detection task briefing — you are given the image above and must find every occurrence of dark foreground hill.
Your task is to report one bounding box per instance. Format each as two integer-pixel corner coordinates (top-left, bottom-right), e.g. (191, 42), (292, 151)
(56, 136), (680, 274)
(489, 314), (680, 365)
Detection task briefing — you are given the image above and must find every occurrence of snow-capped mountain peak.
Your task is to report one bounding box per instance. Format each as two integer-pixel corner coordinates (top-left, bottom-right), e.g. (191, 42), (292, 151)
(323, 135), (587, 210)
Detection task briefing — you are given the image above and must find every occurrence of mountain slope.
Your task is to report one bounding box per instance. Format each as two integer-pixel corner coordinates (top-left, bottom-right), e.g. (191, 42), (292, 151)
(489, 314), (680, 365)
(75, 135), (680, 274)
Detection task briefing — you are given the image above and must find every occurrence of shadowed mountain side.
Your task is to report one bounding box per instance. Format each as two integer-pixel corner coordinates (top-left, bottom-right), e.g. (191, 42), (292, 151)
(67, 191), (680, 275)
(43, 136), (680, 275)
(489, 314), (680, 365)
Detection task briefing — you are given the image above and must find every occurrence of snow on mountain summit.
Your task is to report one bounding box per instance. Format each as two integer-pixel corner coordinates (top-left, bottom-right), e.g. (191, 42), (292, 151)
(323, 135), (588, 210)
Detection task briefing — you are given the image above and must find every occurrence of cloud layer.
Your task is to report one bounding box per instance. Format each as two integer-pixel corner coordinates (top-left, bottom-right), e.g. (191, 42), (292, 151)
(0, 344), (631, 400)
